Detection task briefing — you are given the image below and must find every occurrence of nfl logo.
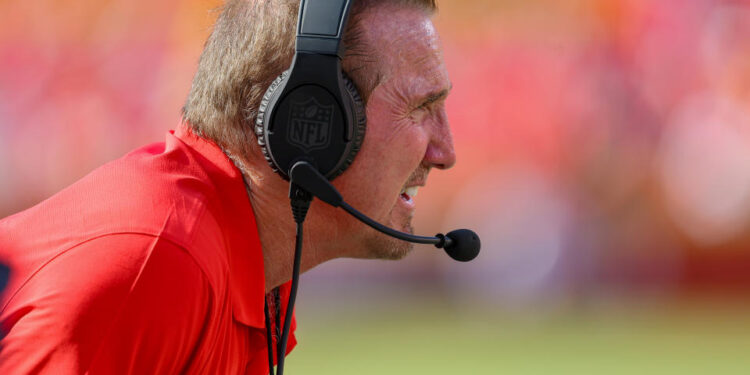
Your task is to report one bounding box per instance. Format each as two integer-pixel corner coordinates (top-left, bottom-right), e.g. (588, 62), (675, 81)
(287, 98), (333, 153)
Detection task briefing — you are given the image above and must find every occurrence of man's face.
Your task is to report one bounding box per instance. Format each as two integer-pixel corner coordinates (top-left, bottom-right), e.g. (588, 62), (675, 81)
(332, 6), (456, 260)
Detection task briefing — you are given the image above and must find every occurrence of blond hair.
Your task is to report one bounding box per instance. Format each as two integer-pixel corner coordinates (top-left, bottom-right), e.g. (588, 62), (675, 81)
(182, 0), (436, 158)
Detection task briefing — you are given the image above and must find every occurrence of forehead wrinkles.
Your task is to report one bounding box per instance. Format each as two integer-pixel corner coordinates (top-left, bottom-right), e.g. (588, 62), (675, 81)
(387, 19), (440, 68)
(361, 6), (445, 83)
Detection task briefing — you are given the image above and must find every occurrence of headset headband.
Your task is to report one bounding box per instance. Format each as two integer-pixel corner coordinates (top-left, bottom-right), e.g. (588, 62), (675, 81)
(296, 0), (353, 56)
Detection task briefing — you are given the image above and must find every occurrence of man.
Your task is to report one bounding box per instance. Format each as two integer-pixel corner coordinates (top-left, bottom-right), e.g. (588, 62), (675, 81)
(0, 0), (455, 373)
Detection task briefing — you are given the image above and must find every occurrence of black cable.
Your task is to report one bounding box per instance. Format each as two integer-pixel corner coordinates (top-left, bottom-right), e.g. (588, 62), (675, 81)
(264, 299), (275, 375)
(276, 221), (304, 375)
(273, 288), (281, 353)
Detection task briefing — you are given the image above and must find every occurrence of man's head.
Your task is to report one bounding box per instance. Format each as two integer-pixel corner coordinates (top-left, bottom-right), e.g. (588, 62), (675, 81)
(183, 0), (455, 260)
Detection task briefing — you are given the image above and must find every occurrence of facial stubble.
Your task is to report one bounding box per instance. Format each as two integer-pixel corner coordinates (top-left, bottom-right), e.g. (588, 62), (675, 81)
(362, 206), (415, 260)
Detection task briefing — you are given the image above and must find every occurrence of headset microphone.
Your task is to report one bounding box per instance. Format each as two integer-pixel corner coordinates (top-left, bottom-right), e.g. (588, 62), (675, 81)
(289, 161), (481, 262)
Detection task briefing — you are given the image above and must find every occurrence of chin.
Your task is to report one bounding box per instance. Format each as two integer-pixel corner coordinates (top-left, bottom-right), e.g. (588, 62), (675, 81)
(343, 201), (416, 260)
(360, 221), (414, 260)
(363, 235), (414, 260)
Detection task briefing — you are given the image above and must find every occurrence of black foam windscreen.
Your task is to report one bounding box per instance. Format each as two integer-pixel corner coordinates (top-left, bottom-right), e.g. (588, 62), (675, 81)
(442, 229), (481, 262)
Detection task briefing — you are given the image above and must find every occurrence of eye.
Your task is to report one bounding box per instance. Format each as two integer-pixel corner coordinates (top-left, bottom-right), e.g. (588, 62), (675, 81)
(413, 99), (436, 115)
(409, 103), (430, 121)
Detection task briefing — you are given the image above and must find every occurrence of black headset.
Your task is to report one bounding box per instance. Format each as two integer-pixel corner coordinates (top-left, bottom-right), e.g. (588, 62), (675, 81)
(252, 2), (480, 374)
(254, 2), (361, 375)
(255, 0), (364, 181)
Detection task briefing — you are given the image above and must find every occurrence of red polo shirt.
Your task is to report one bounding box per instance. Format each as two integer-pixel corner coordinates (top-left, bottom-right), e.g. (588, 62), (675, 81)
(0, 124), (296, 374)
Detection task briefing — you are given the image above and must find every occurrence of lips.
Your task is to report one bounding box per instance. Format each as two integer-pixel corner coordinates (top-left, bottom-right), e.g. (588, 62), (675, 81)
(399, 186), (420, 203)
(400, 186), (419, 198)
(398, 168), (429, 206)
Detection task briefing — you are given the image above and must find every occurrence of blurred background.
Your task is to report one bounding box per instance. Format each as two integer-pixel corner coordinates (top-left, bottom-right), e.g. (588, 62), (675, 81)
(2, 0), (750, 373)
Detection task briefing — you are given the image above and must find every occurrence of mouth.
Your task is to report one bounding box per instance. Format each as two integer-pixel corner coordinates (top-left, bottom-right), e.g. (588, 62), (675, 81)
(399, 186), (420, 205)
(396, 167), (429, 213)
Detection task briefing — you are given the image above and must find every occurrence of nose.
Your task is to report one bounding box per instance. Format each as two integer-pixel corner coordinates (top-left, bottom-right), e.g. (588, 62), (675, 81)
(423, 108), (456, 170)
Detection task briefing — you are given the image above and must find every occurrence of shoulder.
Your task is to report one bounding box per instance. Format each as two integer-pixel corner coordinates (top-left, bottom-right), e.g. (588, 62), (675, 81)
(0, 233), (213, 374)
(0, 136), (232, 280)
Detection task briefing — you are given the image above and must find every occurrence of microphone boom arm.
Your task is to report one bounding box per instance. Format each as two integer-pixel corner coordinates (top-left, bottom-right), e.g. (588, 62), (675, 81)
(339, 201), (450, 247)
(289, 161), (479, 261)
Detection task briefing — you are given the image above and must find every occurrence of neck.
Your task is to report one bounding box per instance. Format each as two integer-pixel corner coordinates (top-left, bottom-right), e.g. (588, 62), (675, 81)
(225, 151), (346, 292)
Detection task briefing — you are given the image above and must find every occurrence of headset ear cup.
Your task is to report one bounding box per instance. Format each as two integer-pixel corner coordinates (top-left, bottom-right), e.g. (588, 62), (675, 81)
(255, 71), (289, 175)
(254, 70), (365, 180)
(327, 74), (367, 179)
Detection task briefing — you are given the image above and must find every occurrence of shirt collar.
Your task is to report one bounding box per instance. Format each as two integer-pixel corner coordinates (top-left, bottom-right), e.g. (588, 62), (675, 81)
(173, 122), (267, 328)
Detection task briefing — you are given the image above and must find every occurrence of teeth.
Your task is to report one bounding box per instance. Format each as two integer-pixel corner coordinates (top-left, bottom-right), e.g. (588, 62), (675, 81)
(403, 186), (419, 198)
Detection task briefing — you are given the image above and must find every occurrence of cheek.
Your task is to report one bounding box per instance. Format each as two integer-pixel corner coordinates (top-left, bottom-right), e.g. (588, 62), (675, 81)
(355, 130), (428, 213)
(330, 135), (389, 208)
(383, 123), (430, 170)
(333, 129), (425, 212)
(365, 105), (429, 172)
(333, 96), (429, 208)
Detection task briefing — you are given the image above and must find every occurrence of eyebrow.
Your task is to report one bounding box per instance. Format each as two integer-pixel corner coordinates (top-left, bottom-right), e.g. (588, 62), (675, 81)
(417, 83), (452, 108)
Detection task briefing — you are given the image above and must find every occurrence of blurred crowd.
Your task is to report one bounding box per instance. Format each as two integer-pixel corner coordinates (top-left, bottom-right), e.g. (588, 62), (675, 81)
(1, 0), (749, 305)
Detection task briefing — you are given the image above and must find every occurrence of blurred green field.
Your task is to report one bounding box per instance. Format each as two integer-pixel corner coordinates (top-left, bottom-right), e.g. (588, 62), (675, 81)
(287, 298), (750, 374)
